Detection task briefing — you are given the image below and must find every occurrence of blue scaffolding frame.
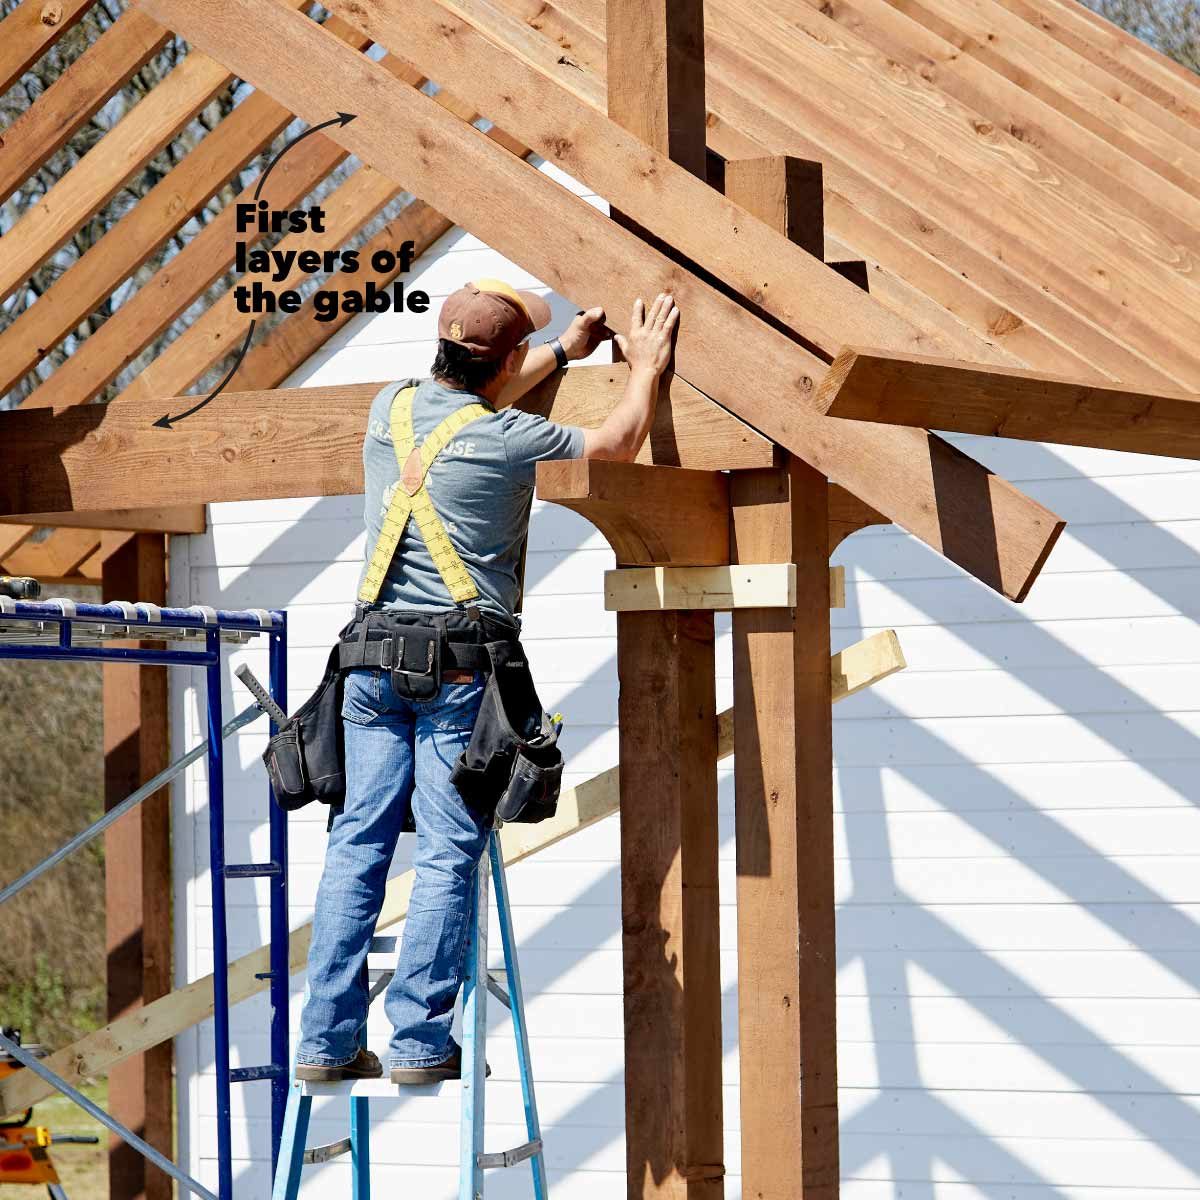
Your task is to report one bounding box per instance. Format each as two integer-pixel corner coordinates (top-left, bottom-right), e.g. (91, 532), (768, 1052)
(0, 597), (290, 1200)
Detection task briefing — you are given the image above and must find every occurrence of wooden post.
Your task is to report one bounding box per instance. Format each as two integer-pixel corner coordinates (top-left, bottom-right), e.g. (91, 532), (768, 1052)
(617, 612), (723, 1199)
(606, 3), (724, 1196)
(101, 532), (173, 1200)
(727, 160), (840, 1199)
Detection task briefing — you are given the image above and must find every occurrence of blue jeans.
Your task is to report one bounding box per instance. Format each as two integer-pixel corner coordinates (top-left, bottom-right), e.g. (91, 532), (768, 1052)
(296, 668), (488, 1069)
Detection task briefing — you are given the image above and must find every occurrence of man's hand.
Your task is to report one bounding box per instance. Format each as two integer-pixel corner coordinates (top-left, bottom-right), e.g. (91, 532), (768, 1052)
(614, 294), (678, 379)
(559, 306), (610, 361)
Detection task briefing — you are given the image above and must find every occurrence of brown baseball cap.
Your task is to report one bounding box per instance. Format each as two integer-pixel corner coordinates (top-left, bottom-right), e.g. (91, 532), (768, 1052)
(438, 278), (553, 361)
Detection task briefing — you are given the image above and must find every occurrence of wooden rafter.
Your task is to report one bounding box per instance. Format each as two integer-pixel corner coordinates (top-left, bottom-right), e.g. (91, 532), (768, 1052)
(0, 8), (170, 206)
(0, 527), (104, 582)
(819, 347), (1200, 460)
(0, 16), (374, 401)
(133, 0), (1066, 603)
(0, 0), (94, 97)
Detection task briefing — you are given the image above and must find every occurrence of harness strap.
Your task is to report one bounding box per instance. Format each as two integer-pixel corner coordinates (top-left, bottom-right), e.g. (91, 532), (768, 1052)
(358, 386), (490, 605)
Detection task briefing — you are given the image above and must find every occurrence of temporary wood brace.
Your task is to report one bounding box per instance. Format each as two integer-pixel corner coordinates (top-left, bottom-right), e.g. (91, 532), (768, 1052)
(0, 627), (905, 1118)
(818, 346), (1200, 459)
(603, 564), (847, 611)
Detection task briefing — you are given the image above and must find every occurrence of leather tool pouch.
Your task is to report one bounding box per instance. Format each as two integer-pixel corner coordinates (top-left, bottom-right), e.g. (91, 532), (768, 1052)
(262, 644), (346, 812)
(451, 639), (563, 826)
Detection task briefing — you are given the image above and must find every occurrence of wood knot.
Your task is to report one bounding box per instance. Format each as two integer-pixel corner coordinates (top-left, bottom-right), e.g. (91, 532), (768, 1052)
(40, 1), (62, 26)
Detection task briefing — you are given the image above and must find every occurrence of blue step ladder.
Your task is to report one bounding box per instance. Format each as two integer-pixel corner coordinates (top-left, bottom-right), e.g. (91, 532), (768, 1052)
(271, 831), (548, 1200)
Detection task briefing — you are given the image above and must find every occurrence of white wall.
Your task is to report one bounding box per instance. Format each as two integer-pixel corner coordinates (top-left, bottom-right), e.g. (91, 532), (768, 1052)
(170, 159), (1200, 1198)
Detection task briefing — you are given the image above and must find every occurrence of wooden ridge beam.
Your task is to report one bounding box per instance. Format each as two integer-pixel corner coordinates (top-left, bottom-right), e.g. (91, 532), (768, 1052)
(0, 630), (903, 1119)
(135, 0), (1065, 602)
(0, 7), (168, 206)
(0, 372), (777, 518)
(0, 16), (374, 401)
(0, 0), (93, 97)
(819, 347), (1200, 460)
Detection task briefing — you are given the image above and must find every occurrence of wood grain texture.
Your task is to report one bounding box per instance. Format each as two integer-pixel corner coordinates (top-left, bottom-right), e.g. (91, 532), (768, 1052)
(136, 0), (1065, 602)
(0, 526), (101, 581)
(0, 17), (374, 400)
(101, 533), (172, 1200)
(727, 153), (837, 1200)
(331, 0), (948, 362)
(819, 347), (1200, 460)
(617, 610), (724, 1200)
(0, 637), (897, 1117)
(0, 8), (168, 204)
(536, 459), (729, 566)
(603, 563), (798, 610)
(0, 508), (208, 533)
(0, 372), (770, 516)
(0, 0), (93, 96)
(731, 458), (838, 1200)
(0, 47), (234, 304)
(724, 155), (824, 260)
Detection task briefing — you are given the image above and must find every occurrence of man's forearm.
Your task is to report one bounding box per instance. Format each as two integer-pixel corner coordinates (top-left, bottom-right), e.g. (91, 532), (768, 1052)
(584, 367), (659, 461)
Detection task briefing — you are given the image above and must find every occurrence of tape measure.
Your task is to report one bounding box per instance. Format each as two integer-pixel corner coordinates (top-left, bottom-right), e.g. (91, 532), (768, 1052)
(358, 386), (490, 606)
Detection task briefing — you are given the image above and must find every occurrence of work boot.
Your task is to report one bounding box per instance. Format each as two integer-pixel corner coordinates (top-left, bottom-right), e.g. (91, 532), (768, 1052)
(390, 1046), (492, 1085)
(295, 1047), (382, 1082)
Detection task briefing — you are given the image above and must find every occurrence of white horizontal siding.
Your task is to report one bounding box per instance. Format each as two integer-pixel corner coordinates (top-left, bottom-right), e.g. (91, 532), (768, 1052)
(172, 160), (1200, 1196)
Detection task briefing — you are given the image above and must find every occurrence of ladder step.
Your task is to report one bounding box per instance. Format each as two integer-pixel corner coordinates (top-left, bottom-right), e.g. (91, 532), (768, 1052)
(303, 1137), (352, 1165)
(225, 861), (282, 878)
(477, 1138), (542, 1170)
(229, 1063), (287, 1083)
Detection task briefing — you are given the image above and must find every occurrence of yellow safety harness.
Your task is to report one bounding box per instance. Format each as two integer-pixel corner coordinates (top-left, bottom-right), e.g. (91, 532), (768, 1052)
(357, 385), (490, 606)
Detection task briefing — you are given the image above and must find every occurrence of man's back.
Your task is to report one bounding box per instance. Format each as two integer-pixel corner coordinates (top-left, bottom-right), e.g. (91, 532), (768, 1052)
(360, 377), (583, 619)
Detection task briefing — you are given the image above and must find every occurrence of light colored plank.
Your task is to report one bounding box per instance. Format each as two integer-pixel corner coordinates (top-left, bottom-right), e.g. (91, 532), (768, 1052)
(818, 346), (1200, 460)
(831, 628), (906, 702)
(0, 7), (167, 208)
(0, 0), (93, 96)
(136, 0), (1066, 602)
(0, 45), (234, 304)
(603, 564), (798, 611)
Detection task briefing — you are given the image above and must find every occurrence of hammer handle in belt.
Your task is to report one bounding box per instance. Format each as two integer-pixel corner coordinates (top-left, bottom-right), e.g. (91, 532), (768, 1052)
(235, 664), (289, 726)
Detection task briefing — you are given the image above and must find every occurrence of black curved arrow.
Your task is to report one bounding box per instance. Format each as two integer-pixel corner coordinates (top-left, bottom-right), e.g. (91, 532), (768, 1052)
(154, 321), (257, 429)
(254, 112), (357, 201)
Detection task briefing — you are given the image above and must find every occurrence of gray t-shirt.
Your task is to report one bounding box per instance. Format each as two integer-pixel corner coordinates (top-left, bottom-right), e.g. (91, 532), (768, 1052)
(359, 377), (585, 619)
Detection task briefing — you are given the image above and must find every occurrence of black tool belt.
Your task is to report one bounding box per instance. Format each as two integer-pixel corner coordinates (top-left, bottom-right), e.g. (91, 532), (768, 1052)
(263, 606), (562, 828)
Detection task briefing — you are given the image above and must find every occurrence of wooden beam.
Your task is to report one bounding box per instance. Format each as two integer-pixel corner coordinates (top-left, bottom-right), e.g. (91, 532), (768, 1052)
(101, 533), (172, 1200)
(0, 509), (207, 534)
(604, 563), (797, 611)
(325, 0), (948, 363)
(727, 153), (838, 1200)
(1, 45), (236, 304)
(0, 630), (901, 1117)
(136, 0), (1066, 602)
(0, 17), (373, 399)
(0, 373), (770, 517)
(723, 156), (824, 260)
(0, 8), (168, 206)
(0, 0), (93, 96)
(818, 346), (1200, 460)
(536, 460), (728, 566)
(606, 7), (723, 1199)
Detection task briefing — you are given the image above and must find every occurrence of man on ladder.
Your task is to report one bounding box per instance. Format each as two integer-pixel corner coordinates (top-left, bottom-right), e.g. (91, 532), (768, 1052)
(294, 281), (679, 1087)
